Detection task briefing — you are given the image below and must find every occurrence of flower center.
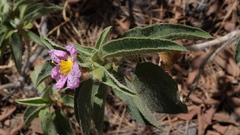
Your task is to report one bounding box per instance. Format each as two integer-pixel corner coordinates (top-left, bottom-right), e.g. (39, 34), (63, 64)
(60, 58), (73, 75)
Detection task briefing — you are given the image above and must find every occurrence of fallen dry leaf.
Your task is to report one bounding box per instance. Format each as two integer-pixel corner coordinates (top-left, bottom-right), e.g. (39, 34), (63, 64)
(204, 107), (217, 125)
(0, 105), (16, 121)
(212, 112), (236, 125)
(29, 118), (43, 134)
(224, 125), (240, 135)
(212, 123), (228, 134)
(175, 105), (199, 120)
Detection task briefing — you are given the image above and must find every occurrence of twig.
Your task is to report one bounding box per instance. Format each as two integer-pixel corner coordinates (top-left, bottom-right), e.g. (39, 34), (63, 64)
(1, 17), (49, 100)
(186, 30), (240, 51)
(2, 76), (24, 100)
(0, 83), (15, 90)
(186, 35), (238, 100)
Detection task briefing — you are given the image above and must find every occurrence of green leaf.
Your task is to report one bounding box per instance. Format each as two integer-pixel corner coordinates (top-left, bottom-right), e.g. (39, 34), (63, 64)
(101, 37), (187, 58)
(71, 42), (97, 56)
(13, 0), (40, 8)
(74, 79), (93, 135)
(0, 0), (10, 17)
(234, 38), (240, 66)
(23, 3), (62, 22)
(52, 109), (75, 135)
(0, 31), (7, 47)
(91, 82), (101, 97)
(24, 106), (43, 128)
(60, 95), (74, 108)
(94, 65), (137, 96)
(112, 71), (164, 131)
(95, 26), (112, 49)
(19, 4), (28, 20)
(92, 83), (108, 133)
(40, 36), (66, 50)
(15, 97), (50, 106)
(31, 65), (46, 92)
(9, 33), (22, 73)
(26, 31), (45, 47)
(5, 30), (15, 39)
(41, 86), (53, 102)
(39, 107), (57, 135)
(123, 23), (213, 40)
(36, 60), (55, 86)
(133, 62), (187, 113)
(91, 67), (105, 81)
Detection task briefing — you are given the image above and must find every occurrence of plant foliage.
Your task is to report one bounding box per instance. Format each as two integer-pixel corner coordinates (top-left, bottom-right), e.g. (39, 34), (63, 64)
(14, 22), (213, 134)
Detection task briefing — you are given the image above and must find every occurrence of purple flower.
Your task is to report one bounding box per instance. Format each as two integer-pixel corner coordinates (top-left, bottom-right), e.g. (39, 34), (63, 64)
(48, 44), (81, 89)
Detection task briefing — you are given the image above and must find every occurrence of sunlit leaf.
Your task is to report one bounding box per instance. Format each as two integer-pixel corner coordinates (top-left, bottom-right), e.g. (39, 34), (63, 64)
(123, 23), (213, 40)
(40, 36), (65, 50)
(101, 37), (187, 58)
(26, 31), (45, 47)
(13, 0), (40, 8)
(71, 42), (97, 56)
(15, 97), (50, 106)
(23, 3), (62, 22)
(95, 26), (112, 49)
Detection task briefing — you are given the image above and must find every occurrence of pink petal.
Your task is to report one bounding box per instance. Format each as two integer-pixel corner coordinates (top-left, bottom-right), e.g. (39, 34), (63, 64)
(51, 65), (61, 80)
(48, 50), (68, 63)
(66, 44), (77, 61)
(67, 62), (81, 89)
(55, 75), (68, 89)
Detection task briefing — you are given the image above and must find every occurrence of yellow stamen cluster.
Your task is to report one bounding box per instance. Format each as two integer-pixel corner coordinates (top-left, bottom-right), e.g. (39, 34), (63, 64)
(60, 59), (73, 75)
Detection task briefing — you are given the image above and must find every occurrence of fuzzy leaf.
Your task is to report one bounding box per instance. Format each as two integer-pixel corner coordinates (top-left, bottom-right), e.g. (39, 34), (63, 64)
(36, 60), (55, 86)
(71, 42), (97, 56)
(23, 3), (62, 22)
(113, 71), (164, 131)
(26, 31), (45, 47)
(60, 95), (74, 108)
(15, 97), (50, 106)
(24, 106), (43, 128)
(13, 0), (40, 8)
(133, 62), (187, 113)
(52, 109), (75, 135)
(30, 65), (46, 92)
(74, 79), (93, 135)
(95, 65), (137, 96)
(123, 23), (213, 40)
(39, 107), (57, 135)
(95, 26), (112, 49)
(41, 86), (53, 102)
(101, 37), (187, 58)
(234, 38), (240, 66)
(92, 83), (108, 133)
(9, 33), (22, 73)
(40, 36), (66, 50)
